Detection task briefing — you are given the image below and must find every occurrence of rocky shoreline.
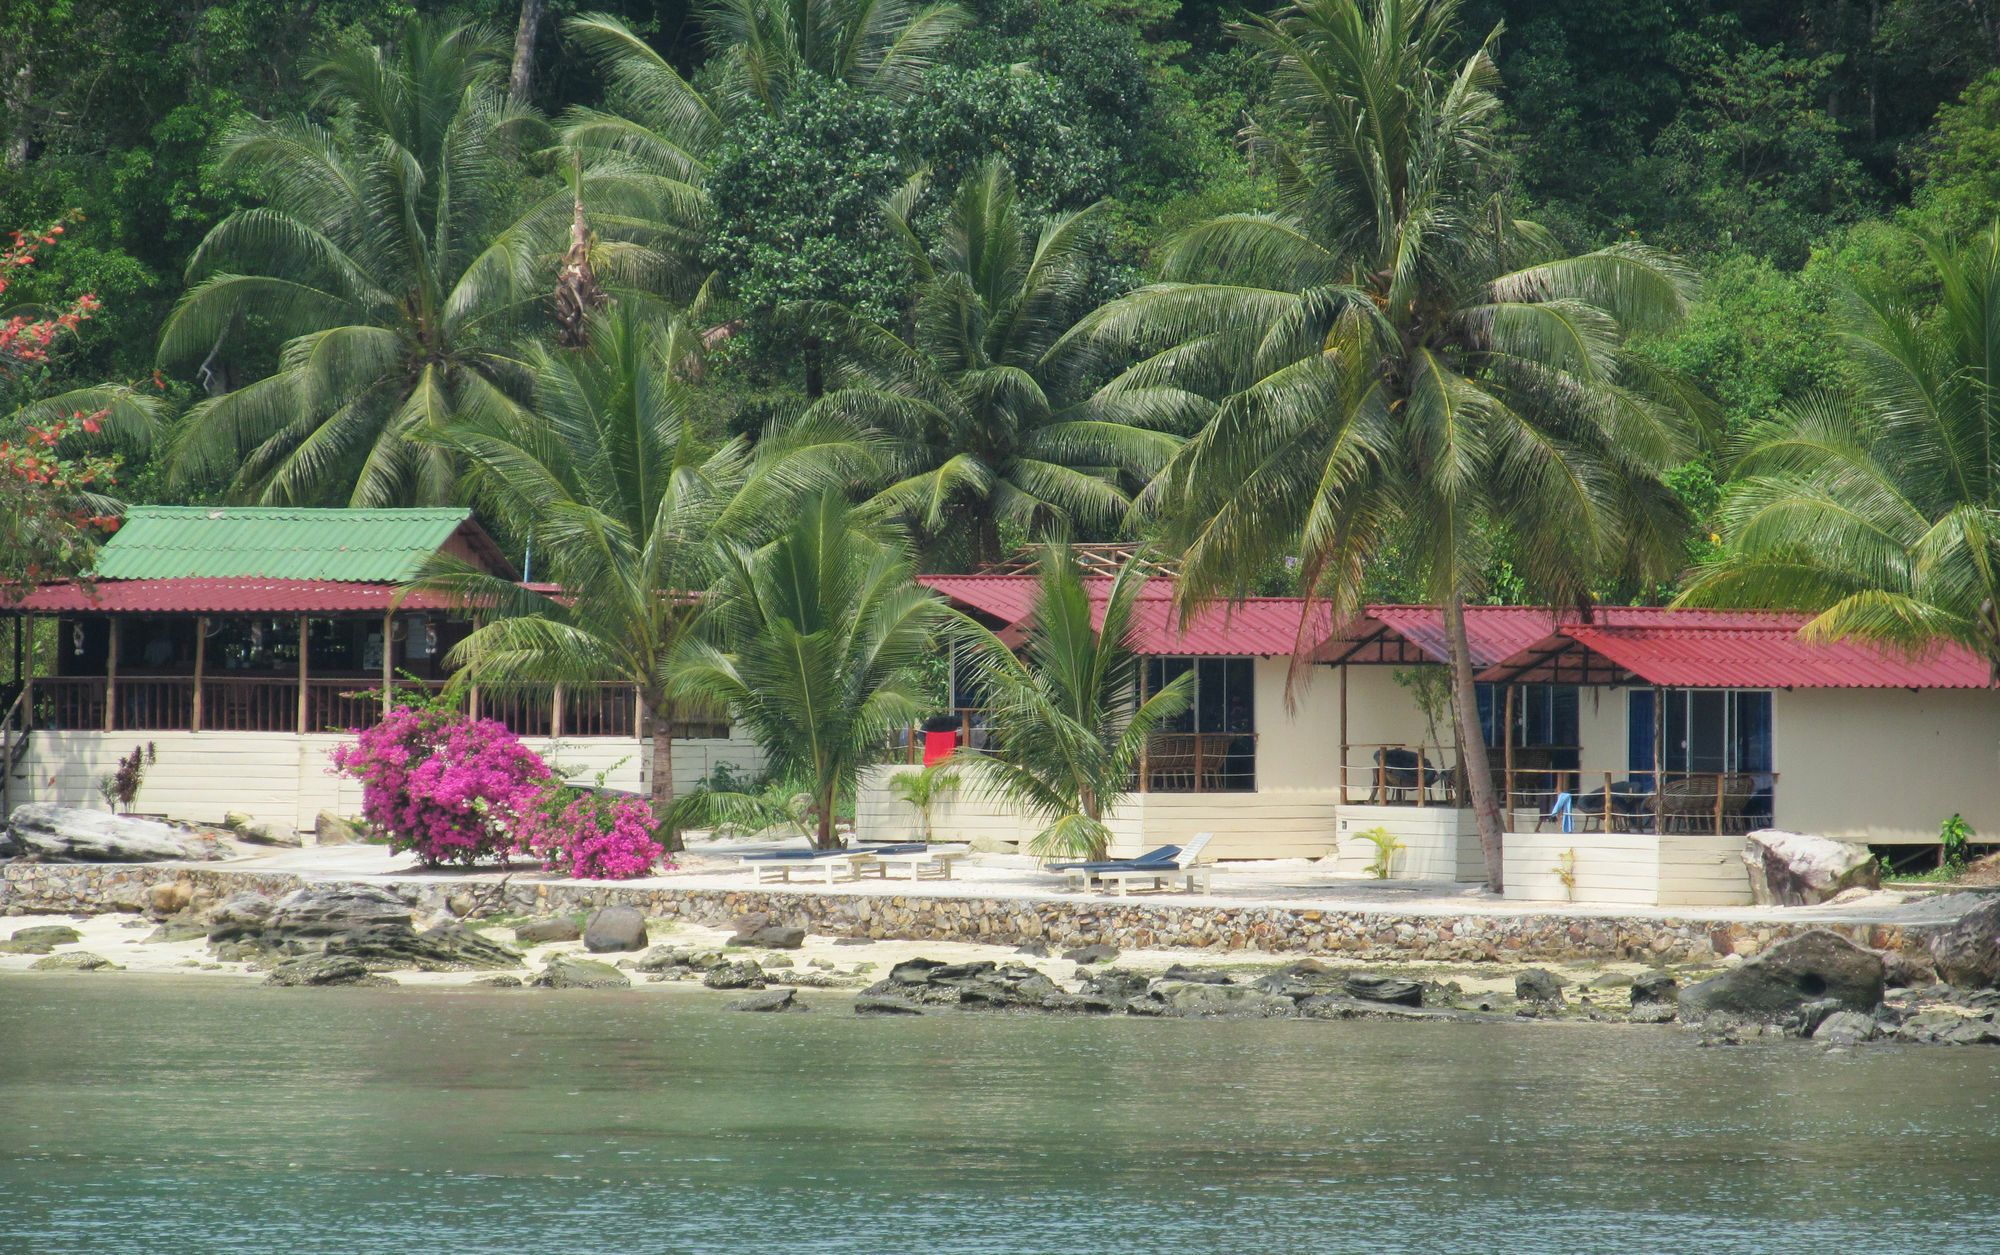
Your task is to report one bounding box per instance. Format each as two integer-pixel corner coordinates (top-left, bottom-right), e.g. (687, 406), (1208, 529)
(6, 876), (1997, 1051)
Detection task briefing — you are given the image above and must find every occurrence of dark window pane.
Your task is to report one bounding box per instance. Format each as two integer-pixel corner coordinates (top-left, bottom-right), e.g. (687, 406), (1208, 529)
(1197, 659), (1225, 733)
(1628, 689), (1655, 787)
(1733, 691), (1773, 772)
(1687, 690), (1727, 772)
(1224, 658), (1254, 733)
(1476, 683), (1496, 746)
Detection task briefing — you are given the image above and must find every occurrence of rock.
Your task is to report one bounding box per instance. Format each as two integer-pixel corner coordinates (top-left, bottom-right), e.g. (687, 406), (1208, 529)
(230, 818), (299, 847)
(314, 811), (365, 845)
(12, 924), (81, 946)
(728, 911), (771, 936)
(854, 996), (924, 1015)
(1038, 992), (1121, 1014)
(0, 937), (55, 954)
(954, 968), (1059, 1009)
(1063, 943), (1119, 965)
(967, 835), (1018, 854)
(1878, 950), (1936, 989)
(1893, 1009), (1995, 1045)
(1813, 1010), (1879, 1046)
(728, 988), (800, 1012)
(885, 957), (949, 986)
(223, 810), (255, 832)
(263, 884), (520, 970)
(1162, 963), (1234, 985)
(762, 955), (794, 969)
(1929, 896), (2000, 991)
(1678, 930), (1885, 1022)
(4, 804), (223, 863)
(729, 925), (806, 950)
(446, 894), (475, 918)
(266, 883), (411, 939)
(1515, 969), (1566, 1004)
(211, 940), (269, 963)
(203, 892), (275, 942)
(106, 884), (151, 912)
(1588, 972), (1634, 989)
(1742, 830), (1881, 906)
(30, 950), (118, 971)
(531, 954), (631, 990)
(144, 919), (211, 943)
(1789, 997), (1846, 1038)
(582, 906), (648, 953)
(1013, 939), (1051, 958)
(1629, 1001), (1677, 1024)
(631, 945), (689, 973)
(474, 974), (523, 987)
(702, 960), (767, 990)
(148, 882), (195, 916)
(832, 936), (874, 946)
(1631, 971), (1679, 1005)
(514, 917), (582, 945)
(264, 955), (395, 987)
(1344, 974), (1424, 1007)
(1079, 969), (1153, 1002)
(1146, 980), (1297, 1018)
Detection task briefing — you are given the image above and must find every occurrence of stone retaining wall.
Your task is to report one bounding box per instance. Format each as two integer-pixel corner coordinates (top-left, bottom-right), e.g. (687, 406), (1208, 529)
(1, 861), (1933, 962)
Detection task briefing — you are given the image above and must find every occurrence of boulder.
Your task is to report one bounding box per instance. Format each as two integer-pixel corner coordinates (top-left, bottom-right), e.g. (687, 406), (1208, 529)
(1343, 974), (1425, 1007)
(144, 919), (210, 943)
(1894, 1009), (1997, 1045)
(1013, 939), (1051, 958)
(313, 811), (365, 846)
(262, 884), (520, 970)
(702, 960), (767, 990)
(265, 954), (396, 987)
(475, 974), (523, 987)
(1515, 969), (1566, 1005)
(728, 925), (805, 950)
(1629, 1000), (1677, 1024)
(1078, 968), (1152, 1002)
(531, 954), (631, 990)
(854, 996), (924, 1014)
(728, 988), (800, 1012)
(1063, 943), (1119, 965)
(514, 917), (582, 945)
(1631, 971), (1679, 1006)
(1812, 1010), (1879, 1046)
(265, 883), (411, 939)
(12, 924), (81, 947)
(1678, 929), (1885, 1022)
(582, 906), (648, 953)
(229, 817), (299, 847)
(1742, 830), (1880, 906)
(1928, 896), (2000, 991)
(1789, 997), (1846, 1038)
(30, 951), (119, 971)
(203, 892), (275, 942)
(1163, 963), (1235, 985)
(5, 804), (222, 863)
(1146, 980), (1297, 1019)
(148, 882), (195, 916)
(1878, 949), (1936, 990)
(0, 937), (55, 954)
(728, 912), (771, 937)
(630, 945), (688, 973)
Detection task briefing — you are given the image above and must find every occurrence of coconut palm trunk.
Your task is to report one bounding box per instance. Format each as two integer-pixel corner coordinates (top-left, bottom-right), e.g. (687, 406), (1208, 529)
(1443, 591), (1504, 890)
(647, 692), (681, 853)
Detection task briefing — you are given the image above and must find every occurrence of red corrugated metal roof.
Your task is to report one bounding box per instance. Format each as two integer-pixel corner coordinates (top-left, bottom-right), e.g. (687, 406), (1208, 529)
(17, 578), (465, 614)
(918, 574), (1337, 656)
(1545, 622), (1991, 689)
(1358, 605), (1573, 668)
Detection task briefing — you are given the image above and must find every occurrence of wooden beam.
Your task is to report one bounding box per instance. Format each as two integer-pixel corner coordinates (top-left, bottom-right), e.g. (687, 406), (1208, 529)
(192, 616), (206, 732)
(296, 615), (309, 734)
(382, 611), (393, 715)
(1337, 663), (1348, 803)
(104, 616), (118, 732)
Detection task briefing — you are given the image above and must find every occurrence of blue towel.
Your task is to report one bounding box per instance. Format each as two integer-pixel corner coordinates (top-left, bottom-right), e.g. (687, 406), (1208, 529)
(1548, 792), (1574, 834)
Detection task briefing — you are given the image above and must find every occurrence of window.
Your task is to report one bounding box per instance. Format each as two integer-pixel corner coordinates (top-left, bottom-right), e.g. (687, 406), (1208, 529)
(1629, 689), (1773, 778)
(1143, 657), (1254, 733)
(1475, 683), (1580, 766)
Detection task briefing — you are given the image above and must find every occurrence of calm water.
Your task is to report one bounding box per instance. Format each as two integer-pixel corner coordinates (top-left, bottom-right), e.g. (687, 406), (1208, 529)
(3, 976), (1999, 1254)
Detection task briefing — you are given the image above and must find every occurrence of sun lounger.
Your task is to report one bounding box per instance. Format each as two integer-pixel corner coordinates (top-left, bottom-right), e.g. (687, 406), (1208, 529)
(741, 844), (924, 884)
(1046, 845), (1180, 873)
(1063, 833), (1217, 895)
(857, 844), (973, 881)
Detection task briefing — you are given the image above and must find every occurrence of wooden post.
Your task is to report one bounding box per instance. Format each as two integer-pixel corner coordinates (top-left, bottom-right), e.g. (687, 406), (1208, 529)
(1502, 684), (1517, 821)
(1603, 770), (1613, 832)
(296, 616), (309, 734)
(1416, 743), (1426, 808)
(104, 616), (118, 732)
(1652, 686), (1665, 834)
(550, 683), (564, 738)
(21, 614), (33, 723)
(191, 616), (206, 732)
(381, 611), (393, 715)
(631, 686), (642, 740)
(1338, 664), (1349, 803)
(1193, 734), (1205, 794)
(1714, 770), (1725, 834)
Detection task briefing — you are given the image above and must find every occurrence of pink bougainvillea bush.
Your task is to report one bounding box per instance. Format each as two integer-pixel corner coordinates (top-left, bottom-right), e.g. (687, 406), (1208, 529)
(330, 702), (551, 867)
(516, 787), (666, 880)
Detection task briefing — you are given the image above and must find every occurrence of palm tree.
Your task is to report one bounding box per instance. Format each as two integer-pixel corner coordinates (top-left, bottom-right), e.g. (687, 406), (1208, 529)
(956, 540), (1193, 862)
(1073, 0), (1703, 890)
(802, 159), (1182, 564)
(157, 20), (629, 505)
(676, 493), (946, 849)
(889, 758), (960, 841)
(1681, 221), (2000, 681)
(413, 306), (872, 848)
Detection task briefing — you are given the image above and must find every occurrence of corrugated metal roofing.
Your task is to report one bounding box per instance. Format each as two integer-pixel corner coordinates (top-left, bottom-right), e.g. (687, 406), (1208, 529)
(94, 506), (474, 582)
(918, 575), (1338, 656)
(20, 578), (463, 615)
(1358, 605), (1572, 668)
(1545, 622), (1992, 689)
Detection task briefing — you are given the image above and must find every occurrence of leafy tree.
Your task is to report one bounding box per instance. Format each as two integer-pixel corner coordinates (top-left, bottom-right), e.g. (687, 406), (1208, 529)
(955, 539), (1192, 861)
(415, 306), (874, 848)
(676, 492), (946, 849)
(1078, 0), (1704, 890)
(157, 20), (586, 506)
(1913, 69), (2000, 235)
(1682, 220), (2000, 682)
(803, 159), (1181, 564)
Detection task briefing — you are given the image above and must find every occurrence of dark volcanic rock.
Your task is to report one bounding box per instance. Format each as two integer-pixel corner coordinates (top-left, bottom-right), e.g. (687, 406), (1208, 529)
(1515, 969), (1566, 1004)
(1812, 1010), (1879, 1046)
(1013, 939), (1052, 958)
(144, 919), (211, 943)
(1630, 971), (1679, 1006)
(1063, 943), (1119, 965)
(1143, 981), (1297, 1018)
(1679, 930), (1885, 1022)
(702, 960), (767, 990)
(262, 884), (521, 970)
(204, 892), (275, 942)
(729, 925), (806, 950)
(1929, 897), (2000, 991)
(474, 974), (524, 987)
(582, 906), (648, 953)
(514, 917), (582, 945)
(1162, 963), (1234, 985)
(728, 988), (800, 1012)
(1343, 974), (1424, 1007)
(4, 804), (223, 863)
(854, 996), (924, 1014)
(265, 955), (396, 987)
(1628, 1000), (1677, 1024)
(1078, 968), (1153, 1002)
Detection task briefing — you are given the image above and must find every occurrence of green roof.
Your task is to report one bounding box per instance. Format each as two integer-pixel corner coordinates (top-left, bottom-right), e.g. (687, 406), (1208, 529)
(96, 506), (476, 583)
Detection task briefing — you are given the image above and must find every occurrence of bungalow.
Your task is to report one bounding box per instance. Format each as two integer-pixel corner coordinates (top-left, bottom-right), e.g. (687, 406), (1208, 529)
(0, 506), (763, 838)
(858, 563), (2000, 906)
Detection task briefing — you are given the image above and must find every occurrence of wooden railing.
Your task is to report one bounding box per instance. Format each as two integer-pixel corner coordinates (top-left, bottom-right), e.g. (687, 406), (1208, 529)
(23, 674), (731, 741)
(1138, 731), (1257, 793)
(1340, 743), (1458, 805)
(1509, 768), (1778, 836)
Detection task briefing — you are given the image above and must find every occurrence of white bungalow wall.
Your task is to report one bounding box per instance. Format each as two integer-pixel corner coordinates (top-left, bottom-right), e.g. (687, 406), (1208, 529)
(12, 731), (765, 841)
